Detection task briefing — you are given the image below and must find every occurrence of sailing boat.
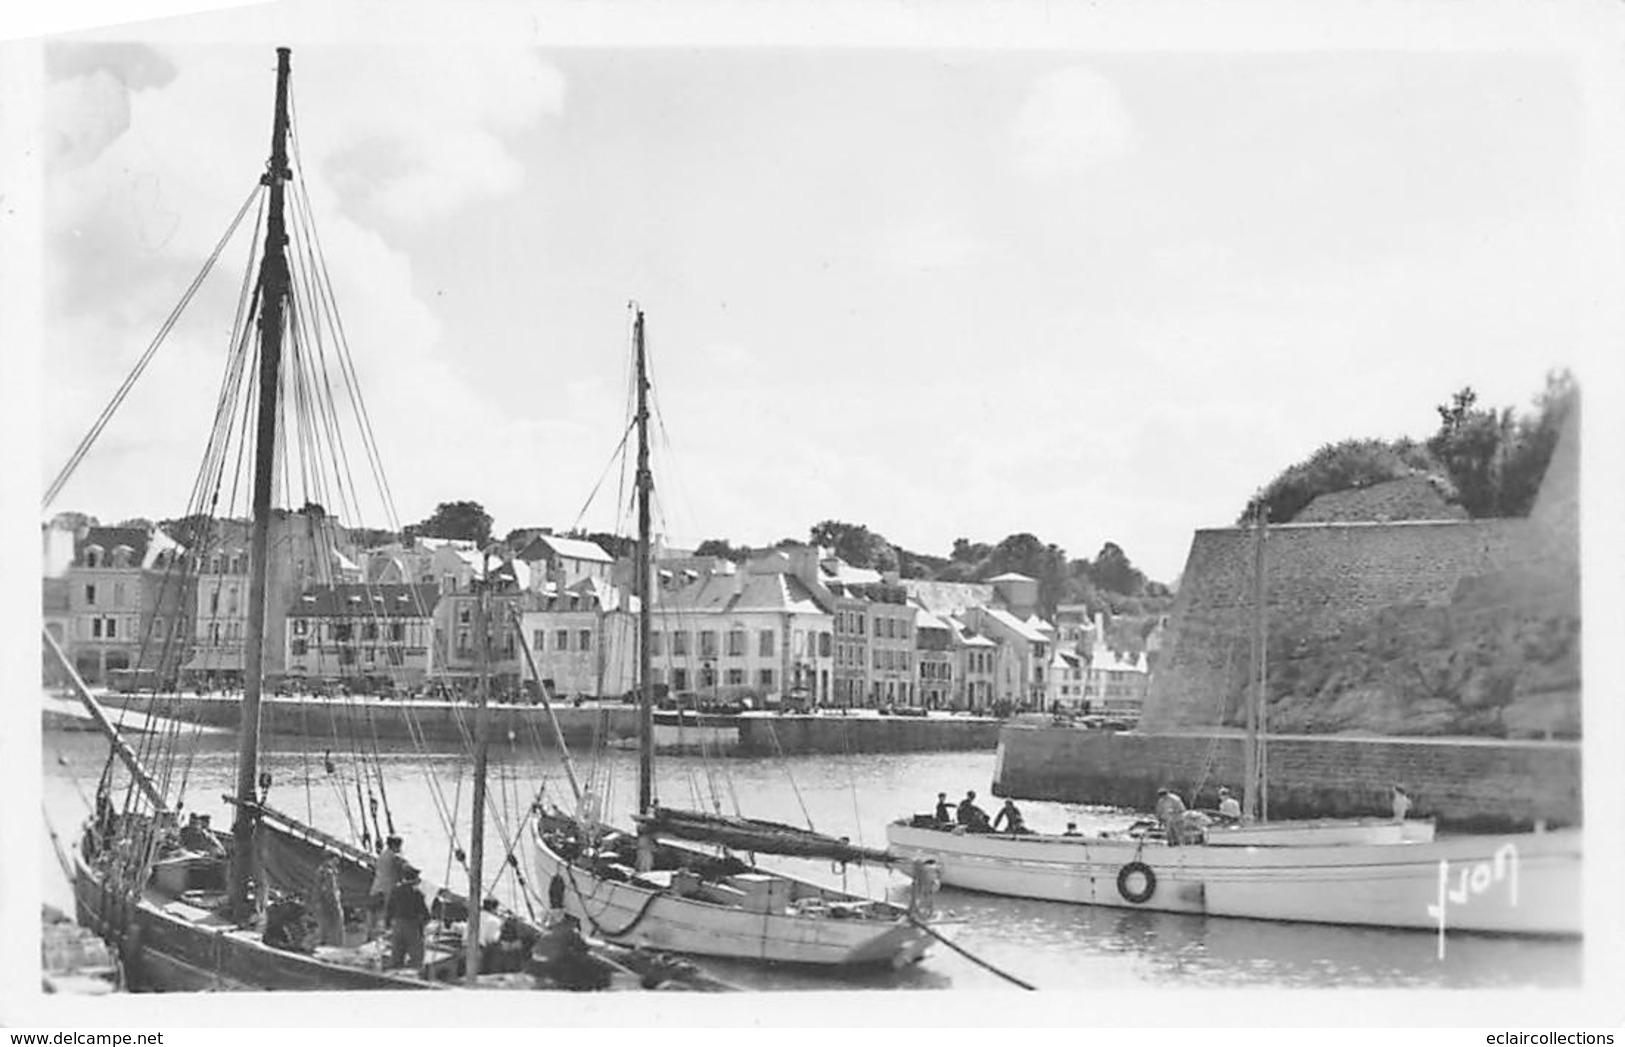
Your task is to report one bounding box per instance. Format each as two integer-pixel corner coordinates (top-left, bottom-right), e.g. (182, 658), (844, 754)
(52, 48), (451, 991)
(885, 512), (1582, 939)
(528, 310), (936, 967)
(47, 48), (728, 993)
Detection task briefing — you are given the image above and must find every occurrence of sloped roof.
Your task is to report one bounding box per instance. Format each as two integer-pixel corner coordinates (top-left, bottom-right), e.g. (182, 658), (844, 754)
(287, 583), (440, 618)
(75, 526), (153, 566)
(914, 607), (951, 631)
(902, 579), (996, 616)
(659, 571), (827, 616)
(982, 607), (1051, 643)
(988, 571), (1036, 583)
(522, 534), (614, 564)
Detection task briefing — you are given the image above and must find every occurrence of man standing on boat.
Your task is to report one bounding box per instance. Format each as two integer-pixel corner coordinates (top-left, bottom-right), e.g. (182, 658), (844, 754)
(934, 792), (953, 824)
(1155, 788), (1188, 844)
(369, 834), (405, 935)
(385, 867), (430, 972)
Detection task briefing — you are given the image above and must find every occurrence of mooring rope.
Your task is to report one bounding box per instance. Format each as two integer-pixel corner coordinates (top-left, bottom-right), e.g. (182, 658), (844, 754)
(907, 914), (1036, 990)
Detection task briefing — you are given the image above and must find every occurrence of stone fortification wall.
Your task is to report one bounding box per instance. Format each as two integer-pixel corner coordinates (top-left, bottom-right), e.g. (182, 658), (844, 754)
(992, 725), (1579, 832)
(1143, 407), (1580, 740)
(1143, 519), (1531, 730)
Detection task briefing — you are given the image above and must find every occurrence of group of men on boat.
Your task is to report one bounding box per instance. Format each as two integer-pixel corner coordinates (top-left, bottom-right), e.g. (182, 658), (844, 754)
(931, 791), (1029, 834)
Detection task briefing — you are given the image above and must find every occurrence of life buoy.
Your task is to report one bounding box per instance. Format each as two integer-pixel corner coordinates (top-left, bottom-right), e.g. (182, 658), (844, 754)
(1116, 861), (1156, 904)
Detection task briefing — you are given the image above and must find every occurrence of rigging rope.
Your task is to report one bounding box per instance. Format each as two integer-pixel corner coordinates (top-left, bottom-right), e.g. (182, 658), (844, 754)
(43, 182), (264, 510)
(906, 915), (1037, 991)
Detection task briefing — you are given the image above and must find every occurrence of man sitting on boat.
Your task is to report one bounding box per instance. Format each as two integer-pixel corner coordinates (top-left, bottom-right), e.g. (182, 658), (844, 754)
(957, 791), (992, 833)
(1216, 787), (1242, 823)
(991, 799), (1029, 834)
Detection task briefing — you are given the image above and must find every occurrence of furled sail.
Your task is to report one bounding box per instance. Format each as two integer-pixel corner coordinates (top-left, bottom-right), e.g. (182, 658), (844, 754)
(637, 807), (897, 866)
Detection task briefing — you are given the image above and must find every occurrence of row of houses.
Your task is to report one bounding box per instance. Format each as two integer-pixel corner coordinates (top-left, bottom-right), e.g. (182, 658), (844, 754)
(42, 513), (1157, 716)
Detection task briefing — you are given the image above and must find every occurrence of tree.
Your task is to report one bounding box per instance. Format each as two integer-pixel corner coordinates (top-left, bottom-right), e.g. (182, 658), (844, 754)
(1426, 387), (1512, 518)
(1493, 369), (1577, 517)
(1087, 541), (1146, 597)
(951, 538), (992, 564)
(406, 500), (493, 546)
(1241, 437), (1444, 524)
(348, 527), (399, 549)
(695, 538), (752, 563)
(51, 511), (98, 532)
(979, 533), (1070, 615)
(809, 520), (898, 573)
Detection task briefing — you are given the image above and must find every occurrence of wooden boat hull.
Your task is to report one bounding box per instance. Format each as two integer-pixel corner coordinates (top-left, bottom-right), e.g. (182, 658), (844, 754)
(1204, 817), (1436, 846)
(885, 822), (1581, 937)
(72, 849), (434, 992)
(532, 833), (930, 967)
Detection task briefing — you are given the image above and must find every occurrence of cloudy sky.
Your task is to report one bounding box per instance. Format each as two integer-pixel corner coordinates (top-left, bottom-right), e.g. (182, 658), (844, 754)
(18, 1), (1625, 583)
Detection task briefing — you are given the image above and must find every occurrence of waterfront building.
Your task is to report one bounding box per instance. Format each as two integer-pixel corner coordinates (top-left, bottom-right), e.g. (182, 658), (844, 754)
(433, 553), (531, 695)
(283, 583), (439, 687)
(517, 577), (638, 701)
(965, 605), (1051, 710)
(62, 523), (191, 685)
(914, 608), (955, 710)
(513, 531), (615, 591)
(817, 556), (881, 708)
(859, 581), (916, 707)
(180, 508), (360, 686)
(647, 551), (836, 707)
(955, 624), (997, 713)
(1049, 648), (1087, 710)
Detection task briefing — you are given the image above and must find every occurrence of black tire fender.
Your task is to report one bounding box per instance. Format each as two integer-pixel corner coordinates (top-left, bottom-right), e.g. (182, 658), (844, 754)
(1116, 860), (1156, 904)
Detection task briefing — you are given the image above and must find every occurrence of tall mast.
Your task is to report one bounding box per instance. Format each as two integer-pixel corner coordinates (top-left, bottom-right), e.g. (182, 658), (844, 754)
(1242, 501), (1268, 824)
(228, 46), (293, 917)
(465, 566), (491, 985)
(634, 309), (655, 816)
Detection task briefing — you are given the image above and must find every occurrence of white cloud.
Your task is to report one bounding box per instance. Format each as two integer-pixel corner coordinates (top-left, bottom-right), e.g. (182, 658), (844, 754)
(1011, 66), (1135, 180)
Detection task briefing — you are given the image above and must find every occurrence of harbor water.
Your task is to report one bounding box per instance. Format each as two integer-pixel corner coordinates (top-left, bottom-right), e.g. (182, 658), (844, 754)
(39, 723), (1582, 992)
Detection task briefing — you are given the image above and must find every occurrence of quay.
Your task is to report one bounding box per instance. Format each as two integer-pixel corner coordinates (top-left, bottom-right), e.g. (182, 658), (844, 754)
(41, 905), (119, 995)
(78, 692), (1003, 755)
(991, 724), (1581, 833)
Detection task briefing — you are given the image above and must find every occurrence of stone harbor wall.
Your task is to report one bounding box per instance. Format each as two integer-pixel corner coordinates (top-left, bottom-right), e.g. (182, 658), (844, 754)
(992, 725), (1580, 833)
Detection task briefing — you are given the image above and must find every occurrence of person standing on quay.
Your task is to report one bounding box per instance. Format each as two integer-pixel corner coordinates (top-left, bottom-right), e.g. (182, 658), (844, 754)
(1391, 785), (1412, 823)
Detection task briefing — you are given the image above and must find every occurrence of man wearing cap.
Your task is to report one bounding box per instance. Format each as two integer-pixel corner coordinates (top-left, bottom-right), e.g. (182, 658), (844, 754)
(369, 835), (405, 936)
(1216, 787), (1242, 822)
(385, 867), (430, 971)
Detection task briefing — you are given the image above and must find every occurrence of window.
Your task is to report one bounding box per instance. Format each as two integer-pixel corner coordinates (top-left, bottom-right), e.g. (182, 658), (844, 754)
(459, 606), (472, 624)
(113, 582), (126, 607)
(227, 587), (239, 615)
(209, 590), (219, 614)
(533, 630), (545, 652)
(85, 548), (101, 568)
(672, 631), (689, 656)
(555, 629), (569, 651)
(650, 631), (663, 656)
(457, 629), (471, 654)
(759, 668), (775, 688)
(672, 668), (689, 691)
(504, 633), (516, 658)
(578, 629), (592, 652)
(91, 618), (103, 638)
(364, 647), (376, 663)
(363, 622), (379, 641)
(818, 632), (831, 658)
(726, 629), (745, 657)
(105, 618), (116, 639)
(873, 649), (881, 669)
(857, 613), (865, 636)
(650, 668), (665, 687)
(290, 639), (308, 656)
(231, 555), (245, 575)
(699, 631), (717, 658)
(85, 584), (97, 606)
(293, 619), (307, 636)
(758, 630), (774, 657)
(332, 623), (353, 642)
(726, 668), (744, 686)
(338, 648), (356, 665)
(391, 623), (405, 643)
(387, 648), (404, 666)
(699, 666), (715, 689)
